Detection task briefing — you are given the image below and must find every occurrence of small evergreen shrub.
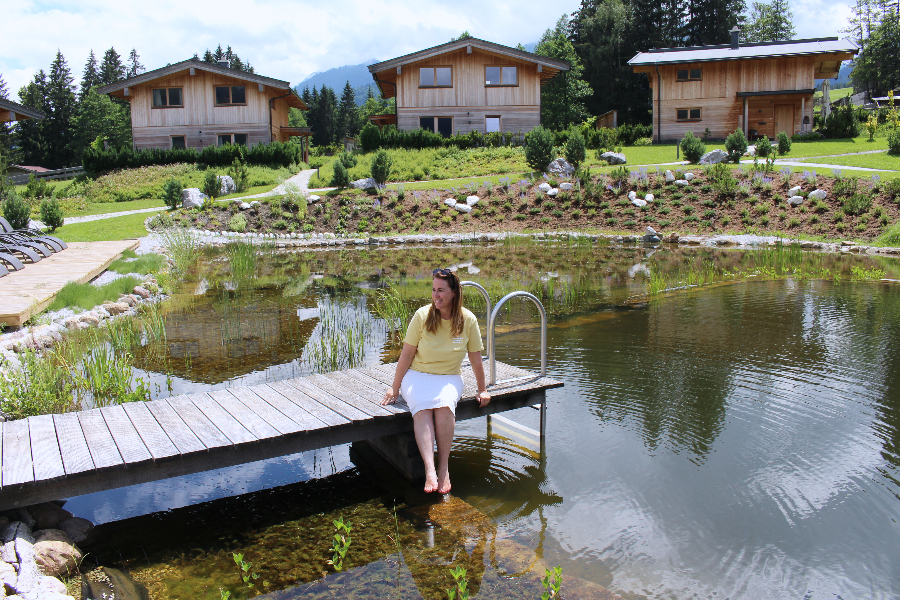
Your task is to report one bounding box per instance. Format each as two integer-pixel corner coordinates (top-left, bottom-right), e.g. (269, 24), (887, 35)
(725, 129), (748, 163)
(371, 150), (393, 184)
(202, 170), (220, 199)
(755, 136), (773, 158)
(3, 191), (30, 230)
(228, 159), (249, 193)
(332, 160), (350, 188)
(823, 105), (861, 138)
(228, 213), (247, 232)
(338, 152), (358, 169)
(162, 178), (183, 210)
(39, 197), (64, 231)
(565, 132), (587, 167)
(524, 126), (556, 171)
(888, 129), (900, 155)
(679, 131), (706, 163)
(359, 123), (381, 153)
(22, 173), (53, 199)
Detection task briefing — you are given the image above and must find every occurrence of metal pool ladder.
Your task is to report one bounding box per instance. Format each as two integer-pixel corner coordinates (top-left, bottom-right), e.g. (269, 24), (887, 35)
(462, 282), (549, 441)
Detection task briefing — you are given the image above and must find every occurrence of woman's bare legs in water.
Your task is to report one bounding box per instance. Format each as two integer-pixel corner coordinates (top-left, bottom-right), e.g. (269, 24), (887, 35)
(412, 407), (456, 493)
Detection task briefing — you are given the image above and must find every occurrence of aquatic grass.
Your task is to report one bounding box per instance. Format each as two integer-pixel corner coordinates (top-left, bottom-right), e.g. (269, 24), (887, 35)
(47, 276), (143, 312)
(79, 337), (150, 408)
(159, 227), (200, 275)
(373, 283), (411, 334)
(302, 300), (373, 373)
(108, 253), (165, 275)
(226, 241), (259, 283)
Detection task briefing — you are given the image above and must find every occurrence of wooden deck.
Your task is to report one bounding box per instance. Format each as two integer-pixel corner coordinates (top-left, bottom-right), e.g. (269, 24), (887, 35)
(0, 360), (562, 510)
(0, 240), (140, 327)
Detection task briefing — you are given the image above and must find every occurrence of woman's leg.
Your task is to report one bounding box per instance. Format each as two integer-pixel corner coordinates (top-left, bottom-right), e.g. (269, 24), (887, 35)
(434, 407), (456, 494)
(413, 409), (438, 492)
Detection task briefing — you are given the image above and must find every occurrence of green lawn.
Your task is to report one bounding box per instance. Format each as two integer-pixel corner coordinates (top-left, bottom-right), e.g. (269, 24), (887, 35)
(793, 152), (900, 171)
(63, 198), (167, 217)
(788, 135), (891, 158)
(55, 210), (160, 242)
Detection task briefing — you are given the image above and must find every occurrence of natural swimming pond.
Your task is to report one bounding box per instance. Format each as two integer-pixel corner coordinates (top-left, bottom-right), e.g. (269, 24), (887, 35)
(64, 239), (900, 599)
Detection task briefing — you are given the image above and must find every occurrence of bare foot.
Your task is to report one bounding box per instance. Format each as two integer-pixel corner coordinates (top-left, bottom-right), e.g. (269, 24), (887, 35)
(437, 469), (451, 494)
(424, 470), (438, 493)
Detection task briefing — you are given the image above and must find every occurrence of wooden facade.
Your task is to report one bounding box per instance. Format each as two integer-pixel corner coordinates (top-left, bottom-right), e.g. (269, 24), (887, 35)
(0, 98), (44, 123)
(630, 37), (857, 142)
(98, 60), (307, 151)
(369, 39), (568, 135)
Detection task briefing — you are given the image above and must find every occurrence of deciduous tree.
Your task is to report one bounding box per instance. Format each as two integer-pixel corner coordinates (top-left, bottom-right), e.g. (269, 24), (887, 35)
(535, 15), (592, 130)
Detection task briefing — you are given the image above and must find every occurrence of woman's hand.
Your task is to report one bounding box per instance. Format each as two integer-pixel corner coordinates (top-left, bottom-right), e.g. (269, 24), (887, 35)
(382, 387), (398, 405)
(477, 390), (491, 407)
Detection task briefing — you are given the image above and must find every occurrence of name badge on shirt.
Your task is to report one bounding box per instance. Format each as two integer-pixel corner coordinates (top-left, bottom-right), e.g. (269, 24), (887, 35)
(452, 336), (464, 344)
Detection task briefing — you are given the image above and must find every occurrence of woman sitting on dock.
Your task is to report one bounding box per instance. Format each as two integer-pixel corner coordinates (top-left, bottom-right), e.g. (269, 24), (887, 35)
(382, 268), (490, 494)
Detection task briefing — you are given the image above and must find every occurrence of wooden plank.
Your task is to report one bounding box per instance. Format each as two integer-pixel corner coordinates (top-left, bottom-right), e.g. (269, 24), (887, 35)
(284, 377), (371, 422)
(230, 386), (319, 434)
(2, 419), (34, 487)
(145, 399), (207, 454)
(122, 401), (180, 460)
(306, 373), (394, 418)
(327, 371), (405, 414)
(266, 381), (349, 428)
(53, 413), (95, 477)
(166, 395), (232, 449)
(28, 414), (65, 482)
(340, 370), (412, 412)
(208, 389), (280, 441)
(188, 393), (257, 445)
(100, 405), (153, 466)
(78, 409), (124, 470)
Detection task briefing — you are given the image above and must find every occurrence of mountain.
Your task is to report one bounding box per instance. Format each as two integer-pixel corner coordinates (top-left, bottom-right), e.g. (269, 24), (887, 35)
(297, 61), (379, 105)
(815, 62), (854, 90)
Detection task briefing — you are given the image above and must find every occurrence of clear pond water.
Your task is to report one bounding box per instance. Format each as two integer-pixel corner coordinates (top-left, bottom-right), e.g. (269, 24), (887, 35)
(65, 241), (900, 599)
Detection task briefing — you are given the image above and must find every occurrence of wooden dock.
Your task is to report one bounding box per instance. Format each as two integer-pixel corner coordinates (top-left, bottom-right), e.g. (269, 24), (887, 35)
(0, 240), (140, 327)
(0, 360), (562, 510)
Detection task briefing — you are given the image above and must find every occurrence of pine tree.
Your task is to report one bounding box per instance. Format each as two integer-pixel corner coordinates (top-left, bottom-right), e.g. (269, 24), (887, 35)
(742, 0), (796, 42)
(337, 81), (358, 137)
(80, 50), (101, 102)
(99, 48), (125, 85)
(202, 49), (214, 63)
(302, 86), (311, 105)
(126, 49), (145, 78)
(45, 50), (78, 168)
(0, 74), (15, 161)
(16, 70), (50, 166)
(685, 0), (746, 46)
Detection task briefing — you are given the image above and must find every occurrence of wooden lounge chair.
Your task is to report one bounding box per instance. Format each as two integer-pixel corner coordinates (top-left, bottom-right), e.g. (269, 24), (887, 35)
(0, 217), (67, 250)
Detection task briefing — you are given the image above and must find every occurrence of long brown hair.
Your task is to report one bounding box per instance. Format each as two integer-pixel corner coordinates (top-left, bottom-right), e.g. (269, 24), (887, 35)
(426, 270), (464, 337)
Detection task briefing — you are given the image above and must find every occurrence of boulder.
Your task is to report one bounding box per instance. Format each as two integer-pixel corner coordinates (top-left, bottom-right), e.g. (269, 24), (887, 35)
(57, 518), (93, 546)
(181, 188), (207, 209)
(238, 202), (251, 210)
(132, 286), (150, 300)
(119, 295), (136, 308)
(78, 313), (100, 327)
(665, 170), (675, 182)
(632, 198), (647, 207)
(218, 175), (236, 196)
(103, 302), (129, 316)
(454, 203), (473, 214)
(627, 191), (637, 201)
(788, 195), (804, 206)
(788, 185), (802, 196)
(465, 196), (480, 206)
(230, 198), (243, 207)
(33, 537), (81, 578)
(308, 195), (320, 202)
(538, 182), (552, 193)
(559, 182), (574, 191)
(684, 172), (695, 181)
(547, 188), (559, 197)
(675, 179), (689, 186)
(249, 200), (261, 208)
(809, 189), (827, 200)
(600, 152), (627, 165)
(350, 177), (377, 190)
(82, 567), (150, 600)
(443, 198), (457, 208)
(645, 194), (655, 202)
(546, 158), (575, 176)
(27, 505), (71, 532)
(36, 574), (69, 596)
(699, 149), (728, 165)
(646, 226), (659, 236)
(0, 558), (16, 590)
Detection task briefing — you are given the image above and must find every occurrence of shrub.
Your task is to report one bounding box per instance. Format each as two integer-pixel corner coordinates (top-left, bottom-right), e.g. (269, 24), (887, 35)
(22, 173), (53, 200)
(272, 219), (288, 230)
(202, 170), (220, 199)
(3, 190), (30, 230)
(885, 178), (900, 199)
(524, 126), (555, 171)
(888, 129), (900, 155)
(615, 123), (653, 145)
(359, 122), (382, 153)
(565, 132), (587, 167)
(775, 132), (791, 156)
(823, 105), (861, 138)
(39, 197), (64, 231)
(162, 178), (183, 210)
(332, 160), (350, 188)
(791, 132), (824, 142)
(878, 222), (900, 246)
(725, 129), (748, 163)
(228, 159), (249, 193)
(371, 150), (393, 184)
(755, 136), (773, 158)
(843, 193), (872, 216)
(679, 131), (706, 163)
(338, 152), (358, 169)
(228, 213), (247, 233)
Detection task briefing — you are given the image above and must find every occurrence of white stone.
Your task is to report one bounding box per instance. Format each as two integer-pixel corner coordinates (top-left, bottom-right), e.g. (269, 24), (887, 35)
(538, 182), (552, 193)
(250, 201), (260, 208)
(454, 203), (473, 213)
(684, 172), (695, 181)
(809, 189), (827, 200)
(632, 198), (648, 207)
(645, 194), (654, 202)
(444, 198), (457, 207)
(350, 177), (377, 190)
(559, 182), (574, 191)
(218, 175), (236, 196)
(788, 185), (802, 196)
(665, 170), (675, 182)
(646, 226), (658, 236)
(547, 188), (559, 197)
(628, 191), (637, 201)
(546, 158), (575, 176)
(600, 151), (627, 165)
(238, 202), (251, 210)
(465, 196), (480, 206)
(788, 195), (804, 206)
(675, 179), (689, 186)
(699, 149), (728, 165)
(308, 195), (320, 202)
(181, 188), (207, 209)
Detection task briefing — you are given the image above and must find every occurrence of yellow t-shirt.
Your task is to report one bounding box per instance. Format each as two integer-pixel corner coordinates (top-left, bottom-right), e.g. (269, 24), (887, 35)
(404, 305), (484, 375)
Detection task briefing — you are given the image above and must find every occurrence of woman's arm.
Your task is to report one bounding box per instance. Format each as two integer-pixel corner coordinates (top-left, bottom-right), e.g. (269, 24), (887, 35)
(382, 343), (418, 405)
(468, 351), (491, 407)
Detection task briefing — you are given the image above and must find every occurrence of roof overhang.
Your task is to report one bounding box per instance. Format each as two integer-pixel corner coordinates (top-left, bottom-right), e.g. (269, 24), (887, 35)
(737, 89), (816, 97)
(0, 98), (44, 122)
(628, 37), (859, 67)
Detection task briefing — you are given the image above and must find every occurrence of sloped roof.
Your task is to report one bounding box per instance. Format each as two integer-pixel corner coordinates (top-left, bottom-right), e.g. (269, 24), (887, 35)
(0, 98), (44, 121)
(97, 58), (308, 110)
(629, 37), (858, 66)
(369, 38), (570, 73)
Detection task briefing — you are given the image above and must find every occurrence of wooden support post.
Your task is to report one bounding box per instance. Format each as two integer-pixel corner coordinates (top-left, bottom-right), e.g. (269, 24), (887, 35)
(359, 432), (424, 481)
(743, 97), (748, 137)
(801, 98), (806, 132)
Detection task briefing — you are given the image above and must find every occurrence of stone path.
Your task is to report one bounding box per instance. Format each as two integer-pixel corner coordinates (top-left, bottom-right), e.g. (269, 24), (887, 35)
(63, 169), (318, 226)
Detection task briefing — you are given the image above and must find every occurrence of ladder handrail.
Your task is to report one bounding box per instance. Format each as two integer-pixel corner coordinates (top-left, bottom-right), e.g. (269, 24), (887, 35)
(487, 291), (547, 386)
(461, 280), (491, 358)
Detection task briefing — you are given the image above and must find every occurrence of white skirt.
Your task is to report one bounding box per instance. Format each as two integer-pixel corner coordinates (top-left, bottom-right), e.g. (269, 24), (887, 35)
(400, 369), (464, 415)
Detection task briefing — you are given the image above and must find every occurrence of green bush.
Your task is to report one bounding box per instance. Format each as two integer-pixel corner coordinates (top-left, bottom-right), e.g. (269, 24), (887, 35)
(229, 159), (249, 193)
(776, 131), (791, 155)
(39, 197), (64, 231)
(791, 131), (824, 142)
(371, 150), (393, 184)
(332, 160), (350, 188)
(564, 132), (587, 167)
(524, 126), (556, 171)
(885, 178), (900, 199)
(679, 131), (706, 163)
(228, 213), (247, 232)
(359, 122), (381, 153)
(615, 123), (653, 146)
(725, 129), (748, 163)
(823, 105), (861, 138)
(843, 193), (872, 215)
(22, 173), (53, 200)
(3, 190), (30, 230)
(338, 152), (358, 169)
(162, 178), (183, 210)
(202, 170), (220, 199)
(755, 136), (773, 158)
(888, 129), (900, 155)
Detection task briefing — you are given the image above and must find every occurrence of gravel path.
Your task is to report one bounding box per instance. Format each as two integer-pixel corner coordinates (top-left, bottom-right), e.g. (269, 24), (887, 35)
(63, 169), (318, 225)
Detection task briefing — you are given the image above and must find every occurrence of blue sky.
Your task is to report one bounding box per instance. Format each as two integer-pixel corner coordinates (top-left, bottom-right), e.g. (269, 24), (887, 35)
(1, 0), (854, 95)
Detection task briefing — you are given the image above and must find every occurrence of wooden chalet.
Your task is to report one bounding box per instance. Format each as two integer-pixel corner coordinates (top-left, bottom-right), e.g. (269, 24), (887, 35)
(0, 98), (44, 123)
(97, 58), (309, 152)
(629, 30), (858, 141)
(368, 38), (569, 135)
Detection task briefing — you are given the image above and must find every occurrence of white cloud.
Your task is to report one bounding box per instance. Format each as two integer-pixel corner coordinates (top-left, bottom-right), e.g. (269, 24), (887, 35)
(790, 0), (855, 40)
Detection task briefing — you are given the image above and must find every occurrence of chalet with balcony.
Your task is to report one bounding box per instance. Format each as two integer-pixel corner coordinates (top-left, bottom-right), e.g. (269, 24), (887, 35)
(97, 58), (309, 152)
(368, 39), (569, 136)
(629, 30), (858, 141)
(0, 98), (44, 123)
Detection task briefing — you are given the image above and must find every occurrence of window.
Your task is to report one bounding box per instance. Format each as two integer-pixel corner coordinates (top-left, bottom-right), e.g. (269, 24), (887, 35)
(419, 67), (452, 88)
(485, 66), (517, 86)
(215, 86), (247, 106)
(420, 116), (453, 137)
(676, 108), (702, 121)
(676, 68), (702, 81)
(152, 87), (183, 108)
(171, 135), (186, 149)
(486, 117), (500, 133)
(217, 133), (248, 146)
